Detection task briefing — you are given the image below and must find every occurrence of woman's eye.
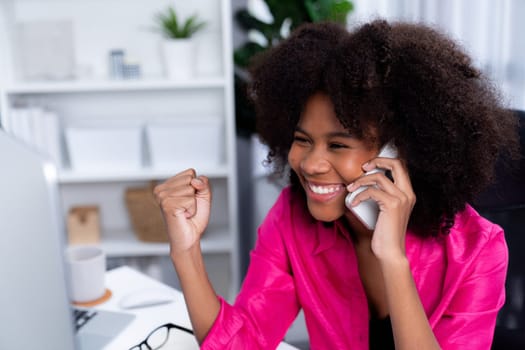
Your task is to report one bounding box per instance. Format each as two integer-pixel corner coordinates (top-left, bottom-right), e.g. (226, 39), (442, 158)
(329, 142), (347, 149)
(293, 135), (309, 143)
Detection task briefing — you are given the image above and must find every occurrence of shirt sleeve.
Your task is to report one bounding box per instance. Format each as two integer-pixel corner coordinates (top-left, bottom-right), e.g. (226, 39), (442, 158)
(433, 225), (508, 349)
(201, 192), (301, 349)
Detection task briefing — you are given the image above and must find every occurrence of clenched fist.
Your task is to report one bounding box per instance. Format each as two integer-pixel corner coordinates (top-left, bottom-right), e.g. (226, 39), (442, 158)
(154, 168), (212, 254)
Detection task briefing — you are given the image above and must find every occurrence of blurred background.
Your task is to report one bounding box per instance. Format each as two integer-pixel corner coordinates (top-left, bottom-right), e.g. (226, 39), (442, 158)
(0, 0), (523, 348)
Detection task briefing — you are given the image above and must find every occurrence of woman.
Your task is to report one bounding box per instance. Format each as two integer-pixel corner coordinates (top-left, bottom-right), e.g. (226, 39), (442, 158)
(154, 20), (519, 349)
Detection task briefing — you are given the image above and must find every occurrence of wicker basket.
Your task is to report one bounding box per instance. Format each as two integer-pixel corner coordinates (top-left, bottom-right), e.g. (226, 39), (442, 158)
(124, 182), (168, 242)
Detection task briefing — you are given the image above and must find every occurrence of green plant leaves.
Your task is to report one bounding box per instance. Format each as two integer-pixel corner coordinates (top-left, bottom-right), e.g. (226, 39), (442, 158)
(182, 15), (207, 38)
(232, 0), (355, 135)
(234, 0), (353, 54)
(234, 42), (267, 68)
(265, 0), (310, 29)
(305, 0), (353, 23)
(154, 6), (206, 39)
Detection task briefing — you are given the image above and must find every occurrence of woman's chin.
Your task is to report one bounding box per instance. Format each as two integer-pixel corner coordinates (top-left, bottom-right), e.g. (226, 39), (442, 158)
(306, 202), (344, 222)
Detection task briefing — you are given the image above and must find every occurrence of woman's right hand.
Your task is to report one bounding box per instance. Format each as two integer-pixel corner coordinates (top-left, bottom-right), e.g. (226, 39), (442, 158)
(153, 168), (211, 254)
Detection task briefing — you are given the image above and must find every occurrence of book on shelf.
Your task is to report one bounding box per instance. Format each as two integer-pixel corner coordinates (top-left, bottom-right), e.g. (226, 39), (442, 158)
(9, 106), (62, 167)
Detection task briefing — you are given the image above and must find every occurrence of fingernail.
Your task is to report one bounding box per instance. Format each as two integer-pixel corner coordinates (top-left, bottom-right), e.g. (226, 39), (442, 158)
(347, 183), (354, 191)
(193, 178), (203, 185)
(362, 162), (371, 170)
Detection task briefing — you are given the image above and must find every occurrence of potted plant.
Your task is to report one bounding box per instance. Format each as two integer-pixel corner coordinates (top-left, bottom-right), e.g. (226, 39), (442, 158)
(154, 6), (206, 80)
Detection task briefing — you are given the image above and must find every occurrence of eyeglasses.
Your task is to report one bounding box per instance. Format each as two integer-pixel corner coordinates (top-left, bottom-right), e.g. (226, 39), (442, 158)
(128, 323), (194, 350)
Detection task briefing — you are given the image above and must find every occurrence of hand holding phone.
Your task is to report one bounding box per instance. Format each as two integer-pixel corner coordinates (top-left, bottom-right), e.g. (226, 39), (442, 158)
(344, 143), (398, 230)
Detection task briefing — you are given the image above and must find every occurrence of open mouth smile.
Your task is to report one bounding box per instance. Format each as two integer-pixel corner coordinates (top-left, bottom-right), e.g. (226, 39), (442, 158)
(305, 181), (345, 201)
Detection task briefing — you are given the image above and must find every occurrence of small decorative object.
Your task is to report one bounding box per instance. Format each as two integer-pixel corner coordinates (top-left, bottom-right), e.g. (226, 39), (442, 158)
(108, 50), (142, 80)
(109, 49), (125, 79)
(153, 6), (206, 80)
(123, 60), (142, 80)
(67, 206), (101, 245)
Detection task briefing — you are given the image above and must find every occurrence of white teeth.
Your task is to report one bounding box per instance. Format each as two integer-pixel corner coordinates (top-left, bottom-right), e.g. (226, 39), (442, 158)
(309, 184), (340, 194)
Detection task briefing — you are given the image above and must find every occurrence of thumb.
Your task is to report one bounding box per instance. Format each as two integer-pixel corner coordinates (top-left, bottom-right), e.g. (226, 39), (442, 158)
(191, 176), (212, 202)
(190, 176), (212, 230)
(172, 207), (192, 226)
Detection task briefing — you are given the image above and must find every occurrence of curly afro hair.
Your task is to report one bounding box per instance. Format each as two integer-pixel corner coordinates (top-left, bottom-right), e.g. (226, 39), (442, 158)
(249, 20), (520, 237)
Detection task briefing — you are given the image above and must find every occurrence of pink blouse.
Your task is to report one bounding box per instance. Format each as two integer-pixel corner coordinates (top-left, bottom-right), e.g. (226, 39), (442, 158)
(202, 187), (507, 349)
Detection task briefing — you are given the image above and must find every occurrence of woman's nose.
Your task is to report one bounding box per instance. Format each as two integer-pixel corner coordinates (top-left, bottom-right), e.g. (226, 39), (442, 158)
(300, 149), (330, 174)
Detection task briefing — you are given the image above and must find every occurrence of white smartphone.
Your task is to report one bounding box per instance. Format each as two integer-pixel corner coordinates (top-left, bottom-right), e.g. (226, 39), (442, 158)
(344, 142), (398, 230)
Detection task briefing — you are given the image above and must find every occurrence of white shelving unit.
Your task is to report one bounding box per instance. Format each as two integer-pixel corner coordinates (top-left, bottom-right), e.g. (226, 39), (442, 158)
(2, 78), (227, 94)
(57, 166), (230, 183)
(0, 0), (239, 299)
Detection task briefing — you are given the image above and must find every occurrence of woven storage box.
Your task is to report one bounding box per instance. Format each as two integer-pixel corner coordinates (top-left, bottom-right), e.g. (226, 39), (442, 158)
(125, 182), (168, 242)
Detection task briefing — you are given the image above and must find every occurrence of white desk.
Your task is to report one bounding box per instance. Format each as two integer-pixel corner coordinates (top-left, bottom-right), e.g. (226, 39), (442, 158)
(98, 266), (298, 349)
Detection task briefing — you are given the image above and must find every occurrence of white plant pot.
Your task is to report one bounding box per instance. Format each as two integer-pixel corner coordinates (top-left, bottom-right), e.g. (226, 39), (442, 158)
(162, 38), (195, 80)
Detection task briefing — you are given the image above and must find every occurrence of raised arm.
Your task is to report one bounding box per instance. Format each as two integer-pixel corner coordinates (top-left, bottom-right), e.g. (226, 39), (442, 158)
(154, 168), (219, 344)
(348, 157), (441, 349)
(200, 189), (300, 349)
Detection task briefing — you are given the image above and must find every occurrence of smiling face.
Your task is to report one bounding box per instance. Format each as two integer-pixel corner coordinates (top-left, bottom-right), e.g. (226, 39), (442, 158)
(288, 92), (379, 222)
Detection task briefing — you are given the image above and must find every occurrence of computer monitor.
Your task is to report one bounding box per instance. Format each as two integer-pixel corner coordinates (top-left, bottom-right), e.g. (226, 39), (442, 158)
(0, 130), (136, 349)
(0, 129), (76, 349)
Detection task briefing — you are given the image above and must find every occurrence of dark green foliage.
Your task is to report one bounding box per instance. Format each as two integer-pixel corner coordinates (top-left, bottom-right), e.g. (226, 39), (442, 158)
(234, 0), (354, 135)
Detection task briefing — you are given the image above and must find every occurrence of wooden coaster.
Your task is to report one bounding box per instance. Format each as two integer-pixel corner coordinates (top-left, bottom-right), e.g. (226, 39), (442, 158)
(72, 288), (112, 308)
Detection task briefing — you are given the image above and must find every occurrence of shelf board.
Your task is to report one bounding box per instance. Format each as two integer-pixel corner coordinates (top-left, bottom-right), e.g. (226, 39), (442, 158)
(4, 77), (226, 94)
(58, 165), (229, 183)
(100, 226), (232, 258)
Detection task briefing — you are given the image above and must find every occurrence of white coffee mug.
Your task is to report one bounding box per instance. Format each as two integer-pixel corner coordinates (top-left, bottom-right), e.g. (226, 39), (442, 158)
(65, 245), (106, 303)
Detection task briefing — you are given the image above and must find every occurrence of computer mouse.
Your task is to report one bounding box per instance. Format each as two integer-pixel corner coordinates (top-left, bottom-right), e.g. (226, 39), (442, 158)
(119, 288), (175, 309)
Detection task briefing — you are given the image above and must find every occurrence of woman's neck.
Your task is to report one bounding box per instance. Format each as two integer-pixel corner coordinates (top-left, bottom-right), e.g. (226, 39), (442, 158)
(343, 211), (374, 244)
